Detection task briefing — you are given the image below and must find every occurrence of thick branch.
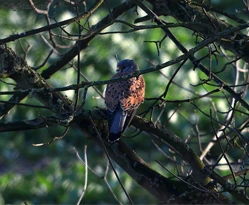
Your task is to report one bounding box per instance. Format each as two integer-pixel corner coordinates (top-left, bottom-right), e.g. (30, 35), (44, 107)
(0, 46), (74, 117)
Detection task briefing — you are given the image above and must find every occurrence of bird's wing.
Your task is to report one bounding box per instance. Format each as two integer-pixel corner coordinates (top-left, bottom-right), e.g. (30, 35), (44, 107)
(120, 75), (145, 111)
(107, 104), (127, 142)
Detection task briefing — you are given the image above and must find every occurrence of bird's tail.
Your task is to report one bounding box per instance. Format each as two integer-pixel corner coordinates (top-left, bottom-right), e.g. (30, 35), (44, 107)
(108, 106), (127, 143)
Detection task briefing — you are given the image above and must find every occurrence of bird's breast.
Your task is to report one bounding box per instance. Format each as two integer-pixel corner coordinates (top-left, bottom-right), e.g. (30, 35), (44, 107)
(105, 75), (145, 112)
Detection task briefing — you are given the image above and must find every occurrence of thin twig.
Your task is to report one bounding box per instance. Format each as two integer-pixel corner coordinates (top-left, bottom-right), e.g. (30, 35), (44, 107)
(76, 145), (88, 205)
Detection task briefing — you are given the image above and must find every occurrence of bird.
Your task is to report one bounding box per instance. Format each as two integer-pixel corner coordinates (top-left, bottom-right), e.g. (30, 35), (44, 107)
(104, 59), (145, 143)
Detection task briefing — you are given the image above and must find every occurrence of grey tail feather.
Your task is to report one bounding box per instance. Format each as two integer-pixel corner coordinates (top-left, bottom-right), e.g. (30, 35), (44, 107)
(108, 105), (127, 142)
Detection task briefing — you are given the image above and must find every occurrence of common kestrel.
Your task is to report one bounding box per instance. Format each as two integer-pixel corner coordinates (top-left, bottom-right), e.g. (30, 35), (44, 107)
(105, 59), (145, 143)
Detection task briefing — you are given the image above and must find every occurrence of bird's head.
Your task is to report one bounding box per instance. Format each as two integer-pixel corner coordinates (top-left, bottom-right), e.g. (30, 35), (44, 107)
(116, 59), (138, 73)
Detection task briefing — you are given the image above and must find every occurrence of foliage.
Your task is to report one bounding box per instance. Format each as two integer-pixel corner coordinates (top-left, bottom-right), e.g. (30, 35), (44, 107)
(0, 0), (249, 204)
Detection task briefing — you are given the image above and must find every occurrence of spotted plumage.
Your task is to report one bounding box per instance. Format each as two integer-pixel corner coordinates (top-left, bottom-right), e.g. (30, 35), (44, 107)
(105, 59), (145, 143)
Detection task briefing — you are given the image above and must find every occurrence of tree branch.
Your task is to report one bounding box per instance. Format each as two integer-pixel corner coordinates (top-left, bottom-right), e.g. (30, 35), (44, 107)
(146, 0), (249, 63)
(0, 0), (105, 45)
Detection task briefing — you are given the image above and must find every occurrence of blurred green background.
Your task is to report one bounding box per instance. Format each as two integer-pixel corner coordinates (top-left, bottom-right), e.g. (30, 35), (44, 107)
(0, 0), (248, 204)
